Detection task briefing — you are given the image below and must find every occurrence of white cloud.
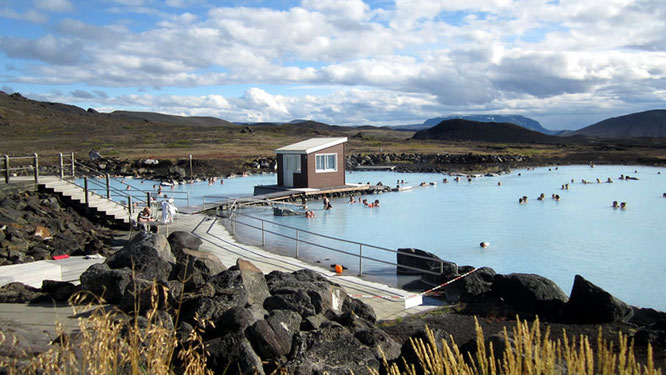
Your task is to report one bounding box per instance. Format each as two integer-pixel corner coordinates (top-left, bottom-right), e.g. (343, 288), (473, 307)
(0, 7), (46, 23)
(0, 34), (82, 65)
(34, 0), (73, 13)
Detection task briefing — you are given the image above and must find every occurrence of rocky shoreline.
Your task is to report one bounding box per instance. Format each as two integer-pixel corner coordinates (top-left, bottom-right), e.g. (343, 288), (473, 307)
(70, 152), (523, 182)
(0, 190), (115, 267)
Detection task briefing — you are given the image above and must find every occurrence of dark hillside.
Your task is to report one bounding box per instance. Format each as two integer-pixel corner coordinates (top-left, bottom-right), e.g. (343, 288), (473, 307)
(412, 119), (563, 144)
(423, 114), (556, 135)
(110, 111), (234, 126)
(246, 120), (342, 137)
(570, 110), (666, 138)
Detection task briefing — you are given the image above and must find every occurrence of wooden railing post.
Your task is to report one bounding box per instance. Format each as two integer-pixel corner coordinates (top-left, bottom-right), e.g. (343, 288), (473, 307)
(33, 153), (39, 183)
(4, 155), (9, 183)
(59, 153), (64, 178)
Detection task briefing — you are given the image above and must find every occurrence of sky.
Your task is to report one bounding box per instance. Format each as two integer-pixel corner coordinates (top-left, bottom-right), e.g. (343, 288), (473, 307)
(1, 0), (665, 130)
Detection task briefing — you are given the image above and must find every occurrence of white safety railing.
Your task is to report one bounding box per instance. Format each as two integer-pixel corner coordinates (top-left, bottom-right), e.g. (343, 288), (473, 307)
(226, 210), (446, 277)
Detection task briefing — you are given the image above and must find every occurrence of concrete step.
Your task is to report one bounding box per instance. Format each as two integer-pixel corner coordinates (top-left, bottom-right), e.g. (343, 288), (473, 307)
(51, 187), (85, 198)
(92, 201), (117, 211)
(38, 176), (132, 226)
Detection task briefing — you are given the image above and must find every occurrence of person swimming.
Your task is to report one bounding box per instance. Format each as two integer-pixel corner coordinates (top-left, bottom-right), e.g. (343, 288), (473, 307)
(323, 194), (332, 210)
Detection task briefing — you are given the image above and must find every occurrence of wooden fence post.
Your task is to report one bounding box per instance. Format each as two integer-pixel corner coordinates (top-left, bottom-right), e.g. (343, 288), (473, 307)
(4, 155), (9, 183)
(59, 153), (64, 179)
(33, 153), (39, 183)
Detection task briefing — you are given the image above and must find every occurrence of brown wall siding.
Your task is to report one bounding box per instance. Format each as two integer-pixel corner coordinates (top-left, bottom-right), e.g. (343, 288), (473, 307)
(305, 143), (345, 188)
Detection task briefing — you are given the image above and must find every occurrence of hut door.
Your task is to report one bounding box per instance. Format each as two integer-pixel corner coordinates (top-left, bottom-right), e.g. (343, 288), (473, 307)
(283, 154), (300, 187)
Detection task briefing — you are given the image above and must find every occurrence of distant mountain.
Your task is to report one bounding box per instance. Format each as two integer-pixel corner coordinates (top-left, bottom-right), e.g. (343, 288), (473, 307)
(389, 123), (431, 131)
(412, 119), (559, 144)
(420, 114), (557, 135)
(570, 110), (666, 138)
(110, 110), (233, 126)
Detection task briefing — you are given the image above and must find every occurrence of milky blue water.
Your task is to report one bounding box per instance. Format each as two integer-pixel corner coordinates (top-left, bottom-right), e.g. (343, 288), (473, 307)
(99, 165), (666, 310)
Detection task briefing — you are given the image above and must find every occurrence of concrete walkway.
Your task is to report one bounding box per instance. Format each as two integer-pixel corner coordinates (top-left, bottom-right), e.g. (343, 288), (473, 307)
(165, 212), (441, 320)
(0, 255), (106, 288)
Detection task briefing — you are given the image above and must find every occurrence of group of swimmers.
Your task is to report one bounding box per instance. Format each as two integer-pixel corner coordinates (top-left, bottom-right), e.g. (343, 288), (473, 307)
(207, 177), (224, 185)
(612, 201), (627, 209)
(347, 196), (381, 207)
(580, 177), (614, 184)
(520, 193), (560, 203)
(300, 194), (382, 218)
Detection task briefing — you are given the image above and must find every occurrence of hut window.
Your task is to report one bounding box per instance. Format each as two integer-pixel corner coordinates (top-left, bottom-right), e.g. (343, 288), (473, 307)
(315, 153), (337, 172)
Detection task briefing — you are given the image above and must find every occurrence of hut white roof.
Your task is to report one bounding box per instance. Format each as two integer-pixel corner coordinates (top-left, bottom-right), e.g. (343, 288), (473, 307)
(275, 137), (347, 154)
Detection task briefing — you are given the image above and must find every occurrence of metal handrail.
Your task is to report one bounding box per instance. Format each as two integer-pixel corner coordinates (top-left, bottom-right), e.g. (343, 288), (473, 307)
(202, 195), (247, 211)
(227, 210), (445, 277)
(201, 195), (300, 211)
(115, 181), (191, 205)
(73, 160), (190, 206)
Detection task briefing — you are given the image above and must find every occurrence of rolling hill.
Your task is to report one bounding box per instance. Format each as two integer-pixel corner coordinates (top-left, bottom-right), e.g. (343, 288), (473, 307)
(424, 114), (556, 135)
(570, 110), (666, 138)
(110, 111), (234, 126)
(394, 114), (556, 134)
(412, 119), (561, 143)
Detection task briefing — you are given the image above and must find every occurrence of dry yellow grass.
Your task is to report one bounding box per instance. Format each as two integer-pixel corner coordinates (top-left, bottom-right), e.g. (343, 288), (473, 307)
(0, 282), (212, 375)
(373, 317), (661, 375)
